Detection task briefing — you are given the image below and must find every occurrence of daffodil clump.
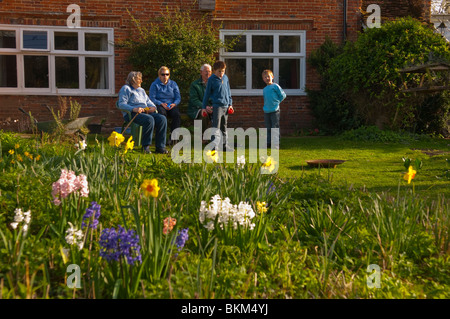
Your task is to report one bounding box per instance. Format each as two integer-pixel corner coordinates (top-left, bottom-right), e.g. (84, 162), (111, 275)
(199, 195), (256, 231)
(403, 165), (417, 184)
(107, 131), (134, 154)
(5, 143), (41, 165)
(261, 156), (276, 174)
(205, 149), (219, 163)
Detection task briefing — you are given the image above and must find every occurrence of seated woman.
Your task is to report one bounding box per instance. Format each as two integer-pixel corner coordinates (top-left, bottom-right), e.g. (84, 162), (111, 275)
(149, 66), (182, 143)
(118, 71), (169, 154)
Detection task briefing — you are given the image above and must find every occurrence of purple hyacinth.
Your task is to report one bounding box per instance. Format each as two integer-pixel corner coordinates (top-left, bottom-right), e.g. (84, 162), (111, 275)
(99, 226), (142, 265)
(82, 201), (101, 229)
(175, 228), (189, 252)
(266, 182), (277, 195)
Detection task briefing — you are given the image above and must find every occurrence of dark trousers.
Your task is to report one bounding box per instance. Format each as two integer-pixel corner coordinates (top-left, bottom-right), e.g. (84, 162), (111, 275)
(264, 110), (280, 146)
(156, 105), (181, 135)
(127, 112), (167, 150)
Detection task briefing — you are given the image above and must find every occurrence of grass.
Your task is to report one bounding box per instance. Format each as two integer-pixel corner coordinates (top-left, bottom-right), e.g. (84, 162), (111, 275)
(278, 136), (450, 199)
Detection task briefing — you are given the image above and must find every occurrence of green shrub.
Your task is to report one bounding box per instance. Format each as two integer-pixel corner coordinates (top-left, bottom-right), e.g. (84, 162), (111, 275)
(306, 37), (360, 134)
(330, 17), (450, 133)
(308, 17), (450, 135)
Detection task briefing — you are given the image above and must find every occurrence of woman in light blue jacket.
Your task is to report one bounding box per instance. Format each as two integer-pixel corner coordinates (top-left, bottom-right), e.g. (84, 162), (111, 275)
(118, 71), (168, 154)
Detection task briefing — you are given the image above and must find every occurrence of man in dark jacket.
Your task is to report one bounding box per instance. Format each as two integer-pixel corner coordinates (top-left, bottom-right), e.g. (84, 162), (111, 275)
(187, 64), (212, 142)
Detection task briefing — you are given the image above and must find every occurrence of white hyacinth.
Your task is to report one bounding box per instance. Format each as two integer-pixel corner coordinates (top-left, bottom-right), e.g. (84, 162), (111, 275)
(199, 195), (256, 231)
(65, 222), (84, 250)
(10, 208), (31, 233)
(237, 155), (246, 168)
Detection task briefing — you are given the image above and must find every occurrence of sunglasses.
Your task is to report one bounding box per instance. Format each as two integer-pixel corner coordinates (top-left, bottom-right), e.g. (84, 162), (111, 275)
(160, 73), (170, 76)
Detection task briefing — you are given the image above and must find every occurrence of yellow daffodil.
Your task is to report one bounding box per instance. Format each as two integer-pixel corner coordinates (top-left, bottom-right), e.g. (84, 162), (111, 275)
(206, 150), (219, 163)
(8, 149), (14, 155)
(261, 156), (276, 173)
(124, 136), (134, 154)
(35, 155), (41, 161)
(256, 201), (268, 214)
(141, 179), (160, 198)
(403, 165), (416, 184)
(14, 144), (20, 149)
(107, 131), (125, 147)
(17, 154), (23, 162)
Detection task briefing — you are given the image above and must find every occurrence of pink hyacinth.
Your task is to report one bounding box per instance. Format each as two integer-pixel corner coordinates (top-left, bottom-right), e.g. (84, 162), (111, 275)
(52, 169), (89, 205)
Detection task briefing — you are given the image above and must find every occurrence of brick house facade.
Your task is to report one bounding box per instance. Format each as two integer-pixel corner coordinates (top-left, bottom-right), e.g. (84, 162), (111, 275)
(0, 0), (431, 135)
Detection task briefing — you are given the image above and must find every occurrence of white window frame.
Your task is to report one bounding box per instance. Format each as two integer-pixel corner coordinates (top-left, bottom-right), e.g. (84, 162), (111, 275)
(0, 24), (115, 96)
(220, 30), (306, 96)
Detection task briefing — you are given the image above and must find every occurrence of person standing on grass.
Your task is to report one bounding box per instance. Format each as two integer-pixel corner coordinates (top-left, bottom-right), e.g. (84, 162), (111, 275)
(262, 69), (286, 149)
(202, 60), (234, 152)
(188, 63), (213, 143)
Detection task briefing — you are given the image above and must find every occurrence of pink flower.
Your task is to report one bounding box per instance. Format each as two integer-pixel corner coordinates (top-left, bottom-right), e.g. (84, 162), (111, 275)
(52, 169), (89, 205)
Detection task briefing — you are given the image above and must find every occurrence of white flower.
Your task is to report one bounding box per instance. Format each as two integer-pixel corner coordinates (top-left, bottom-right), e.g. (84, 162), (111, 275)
(237, 155), (245, 168)
(10, 208), (31, 233)
(65, 222), (84, 250)
(198, 195), (256, 231)
(75, 139), (87, 150)
(205, 221), (215, 231)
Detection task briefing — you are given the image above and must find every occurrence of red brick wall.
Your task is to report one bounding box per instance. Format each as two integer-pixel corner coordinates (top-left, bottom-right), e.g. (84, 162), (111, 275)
(0, 0), (361, 135)
(361, 0), (431, 22)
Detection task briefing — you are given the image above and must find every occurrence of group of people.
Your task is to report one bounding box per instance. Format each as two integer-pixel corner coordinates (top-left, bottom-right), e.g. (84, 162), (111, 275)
(117, 60), (286, 154)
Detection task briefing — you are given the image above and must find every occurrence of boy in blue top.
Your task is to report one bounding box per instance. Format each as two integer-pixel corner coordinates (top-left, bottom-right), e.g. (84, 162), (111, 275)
(202, 60), (234, 152)
(262, 69), (286, 149)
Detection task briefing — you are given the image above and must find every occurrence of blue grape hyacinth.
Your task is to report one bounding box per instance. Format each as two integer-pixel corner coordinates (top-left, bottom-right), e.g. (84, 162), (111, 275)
(99, 226), (142, 265)
(82, 201), (101, 229)
(175, 228), (189, 252)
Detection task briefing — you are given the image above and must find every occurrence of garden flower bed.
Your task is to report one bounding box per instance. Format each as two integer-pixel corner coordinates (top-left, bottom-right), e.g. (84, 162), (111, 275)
(0, 129), (448, 300)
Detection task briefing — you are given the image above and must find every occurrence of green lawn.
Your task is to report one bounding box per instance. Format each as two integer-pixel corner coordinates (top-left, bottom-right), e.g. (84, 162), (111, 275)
(276, 136), (450, 199)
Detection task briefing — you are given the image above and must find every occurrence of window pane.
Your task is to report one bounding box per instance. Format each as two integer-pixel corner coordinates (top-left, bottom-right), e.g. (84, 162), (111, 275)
(24, 56), (48, 88)
(23, 30), (47, 50)
(252, 35), (273, 53)
(55, 32), (78, 50)
(56, 56), (79, 88)
(279, 36), (300, 53)
(0, 55), (17, 87)
(252, 59), (273, 89)
(86, 57), (109, 89)
(279, 59), (300, 89)
(0, 31), (16, 48)
(85, 33), (108, 51)
(225, 35), (246, 52)
(224, 58), (246, 89)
